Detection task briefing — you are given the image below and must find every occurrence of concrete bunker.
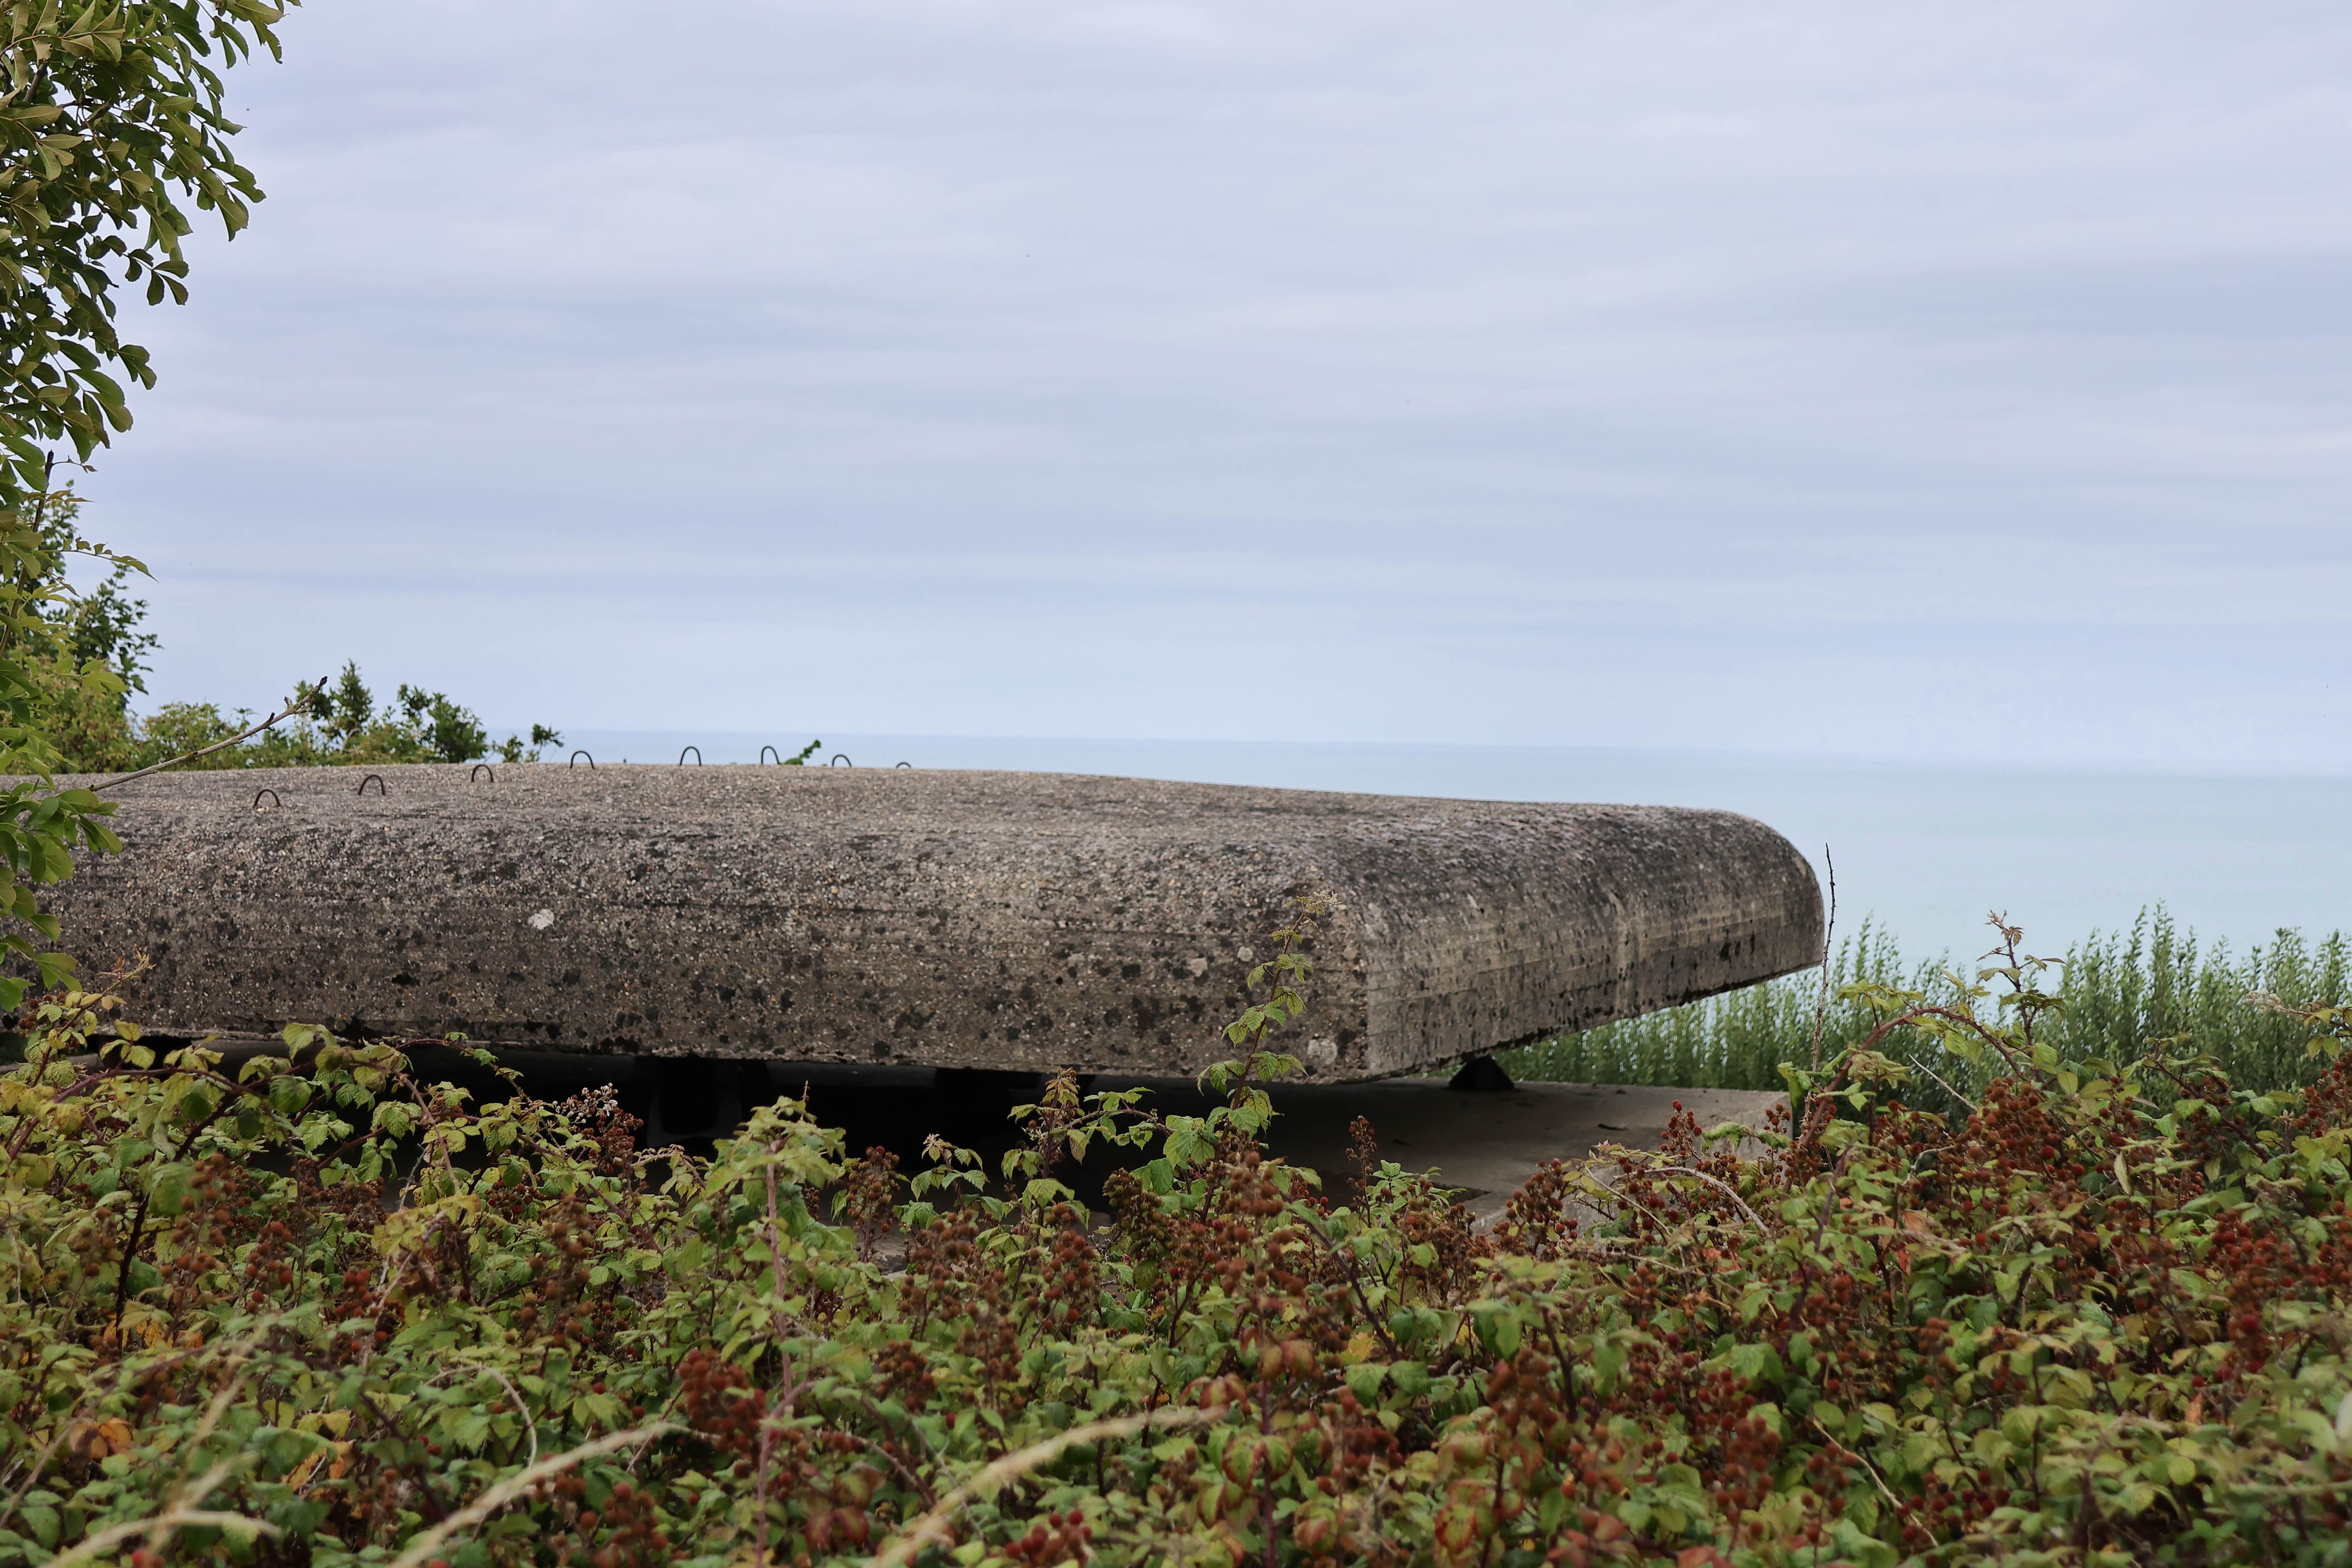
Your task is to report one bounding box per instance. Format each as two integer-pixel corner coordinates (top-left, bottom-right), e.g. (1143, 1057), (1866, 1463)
(46, 763), (1823, 1094)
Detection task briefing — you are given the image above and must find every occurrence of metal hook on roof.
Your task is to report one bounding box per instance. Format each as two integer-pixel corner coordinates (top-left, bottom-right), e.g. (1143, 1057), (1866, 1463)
(356, 774), (386, 797)
(569, 751), (595, 770)
(759, 745), (781, 766)
(470, 762), (495, 783)
(895, 761), (912, 768)
(829, 753), (852, 767)
(678, 745), (703, 767)
(252, 787), (281, 811)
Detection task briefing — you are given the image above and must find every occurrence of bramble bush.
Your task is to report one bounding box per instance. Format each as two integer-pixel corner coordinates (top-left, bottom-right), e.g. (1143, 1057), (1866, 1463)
(6, 915), (2352, 1568)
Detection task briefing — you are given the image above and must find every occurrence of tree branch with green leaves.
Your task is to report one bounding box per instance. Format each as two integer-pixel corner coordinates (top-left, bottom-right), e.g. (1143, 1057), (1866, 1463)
(0, 1), (297, 1000)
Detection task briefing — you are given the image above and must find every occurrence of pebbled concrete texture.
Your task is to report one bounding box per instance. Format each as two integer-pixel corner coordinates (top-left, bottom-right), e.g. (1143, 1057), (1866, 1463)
(43, 763), (1822, 1080)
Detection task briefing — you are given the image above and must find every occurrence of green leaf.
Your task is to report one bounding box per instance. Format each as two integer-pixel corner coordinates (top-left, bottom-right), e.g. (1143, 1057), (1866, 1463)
(146, 1160), (189, 1216)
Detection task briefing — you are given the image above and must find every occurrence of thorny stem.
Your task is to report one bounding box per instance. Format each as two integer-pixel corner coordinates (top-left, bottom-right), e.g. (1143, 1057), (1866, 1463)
(42, 1492), (278, 1568)
(382, 1423), (681, 1568)
(1810, 844), (1837, 1073)
(1259, 1381), (1278, 1568)
(1906, 1053), (1979, 1114)
(108, 1178), (154, 1331)
(1322, 1231), (1402, 1358)
(1541, 1310), (1577, 1421)
(761, 1160), (794, 1305)
(1789, 1003), (2030, 1169)
(754, 1397), (778, 1568)
(1984, 914), (2048, 1055)
(451, 1356), (540, 1467)
(868, 1408), (1221, 1568)
(1638, 1165), (1766, 1227)
(1812, 1420), (1919, 1532)
(755, 1155), (807, 1568)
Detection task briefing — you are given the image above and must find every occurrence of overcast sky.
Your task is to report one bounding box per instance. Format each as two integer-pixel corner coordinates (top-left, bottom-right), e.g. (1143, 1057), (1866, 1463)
(88, 1), (2352, 772)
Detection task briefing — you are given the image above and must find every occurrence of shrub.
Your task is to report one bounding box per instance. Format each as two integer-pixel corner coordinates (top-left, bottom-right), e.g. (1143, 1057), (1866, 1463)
(5, 926), (2352, 1565)
(6, 491), (563, 776)
(76, 666), (564, 775)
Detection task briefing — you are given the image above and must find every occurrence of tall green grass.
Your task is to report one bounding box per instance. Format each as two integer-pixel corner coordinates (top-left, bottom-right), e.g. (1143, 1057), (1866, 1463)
(1501, 908), (2349, 1120)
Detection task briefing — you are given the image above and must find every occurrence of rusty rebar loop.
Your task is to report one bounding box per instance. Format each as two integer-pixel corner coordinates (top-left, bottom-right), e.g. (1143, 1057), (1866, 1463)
(829, 754), (852, 767)
(569, 751), (595, 770)
(251, 788), (281, 811)
(356, 774), (386, 798)
(759, 745), (781, 766)
(470, 763), (495, 783)
(678, 746), (703, 767)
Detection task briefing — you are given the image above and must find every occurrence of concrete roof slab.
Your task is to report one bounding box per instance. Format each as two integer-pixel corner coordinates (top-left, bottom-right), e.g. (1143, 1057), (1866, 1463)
(46, 764), (1821, 1080)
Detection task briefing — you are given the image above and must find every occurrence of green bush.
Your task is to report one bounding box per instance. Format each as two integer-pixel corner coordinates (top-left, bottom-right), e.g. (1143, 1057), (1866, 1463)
(49, 663), (566, 775)
(8, 925), (2352, 1565)
(8, 492), (561, 775)
(123, 663), (519, 771)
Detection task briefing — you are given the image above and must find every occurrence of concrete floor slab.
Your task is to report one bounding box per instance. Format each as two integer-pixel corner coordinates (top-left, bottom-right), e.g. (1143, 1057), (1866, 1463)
(1091, 1075), (1784, 1220)
(479, 1049), (1784, 1223)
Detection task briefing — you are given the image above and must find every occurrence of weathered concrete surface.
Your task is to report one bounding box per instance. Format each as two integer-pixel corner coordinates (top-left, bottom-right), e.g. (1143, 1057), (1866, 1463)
(44, 764), (1822, 1080)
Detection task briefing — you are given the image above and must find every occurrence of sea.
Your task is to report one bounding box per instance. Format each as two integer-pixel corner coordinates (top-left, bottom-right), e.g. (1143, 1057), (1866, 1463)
(559, 731), (2351, 965)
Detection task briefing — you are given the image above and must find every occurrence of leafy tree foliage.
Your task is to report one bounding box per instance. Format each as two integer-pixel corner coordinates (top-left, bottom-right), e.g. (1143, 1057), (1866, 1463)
(0, 0), (299, 1006)
(0, 2), (291, 460)
(119, 662), (558, 770)
(8, 485), (154, 771)
(32, 491), (154, 694)
(311, 660), (488, 764)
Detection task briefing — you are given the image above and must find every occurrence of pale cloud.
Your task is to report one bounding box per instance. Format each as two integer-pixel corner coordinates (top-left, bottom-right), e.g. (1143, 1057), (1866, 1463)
(92, 0), (2352, 770)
